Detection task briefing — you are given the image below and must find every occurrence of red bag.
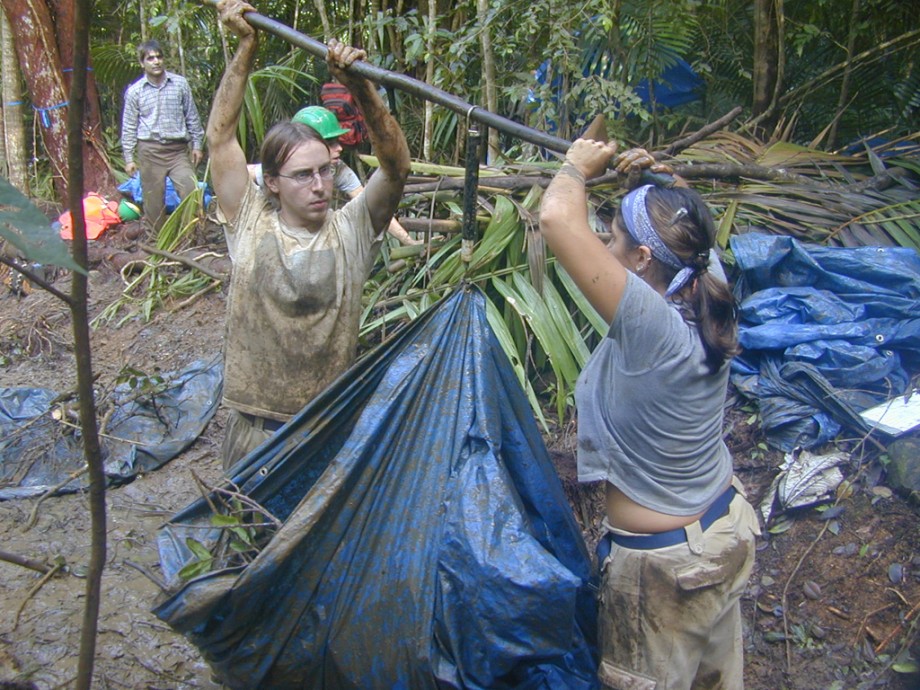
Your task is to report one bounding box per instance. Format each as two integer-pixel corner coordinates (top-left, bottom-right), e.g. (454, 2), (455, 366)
(320, 82), (368, 147)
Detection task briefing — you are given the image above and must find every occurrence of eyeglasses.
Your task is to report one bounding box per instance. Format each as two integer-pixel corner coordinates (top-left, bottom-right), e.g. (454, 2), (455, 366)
(275, 164), (334, 185)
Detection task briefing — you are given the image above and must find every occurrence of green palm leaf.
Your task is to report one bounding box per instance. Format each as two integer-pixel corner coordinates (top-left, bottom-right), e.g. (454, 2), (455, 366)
(492, 275), (578, 422)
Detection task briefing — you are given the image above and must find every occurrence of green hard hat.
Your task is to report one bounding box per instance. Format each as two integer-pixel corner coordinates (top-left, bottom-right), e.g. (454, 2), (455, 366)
(117, 199), (141, 221)
(291, 106), (351, 139)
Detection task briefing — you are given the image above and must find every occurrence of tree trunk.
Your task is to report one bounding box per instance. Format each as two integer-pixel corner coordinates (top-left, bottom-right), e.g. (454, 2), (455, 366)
(477, 0), (499, 163)
(752, 0), (780, 131)
(66, 0), (106, 687)
(0, 67), (5, 183)
(348, 0), (356, 47)
(423, 0), (436, 160)
(0, 0), (114, 203)
(138, 0), (147, 42)
(49, 0), (113, 196)
(165, 0), (187, 75)
(386, 0), (405, 63)
(367, 0), (379, 54)
(311, 0), (331, 42)
(827, 0), (860, 149)
(1, 8), (29, 194)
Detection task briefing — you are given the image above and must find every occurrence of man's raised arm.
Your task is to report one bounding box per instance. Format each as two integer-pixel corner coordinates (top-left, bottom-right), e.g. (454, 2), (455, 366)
(327, 40), (411, 234)
(207, 0), (259, 224)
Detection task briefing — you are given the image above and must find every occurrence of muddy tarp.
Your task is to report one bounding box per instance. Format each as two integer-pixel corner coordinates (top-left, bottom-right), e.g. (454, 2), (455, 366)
(0, 359), (222, 500)
(153, 287), (598, 690)
(729, 233), (920, 450)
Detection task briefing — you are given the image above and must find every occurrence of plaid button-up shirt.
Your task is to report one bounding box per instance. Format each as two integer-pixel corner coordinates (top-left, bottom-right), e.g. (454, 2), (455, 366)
(121, 71), (204, 165)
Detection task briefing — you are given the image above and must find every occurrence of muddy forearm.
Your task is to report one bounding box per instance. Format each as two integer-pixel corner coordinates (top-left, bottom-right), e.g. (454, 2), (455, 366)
(344, 76), (410, 181)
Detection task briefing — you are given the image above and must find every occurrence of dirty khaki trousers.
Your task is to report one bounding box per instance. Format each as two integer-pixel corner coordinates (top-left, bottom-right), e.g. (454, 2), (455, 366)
(221, 409), (286, 473)
(136, 140), (197, 233)
(598, 482), (760, 690)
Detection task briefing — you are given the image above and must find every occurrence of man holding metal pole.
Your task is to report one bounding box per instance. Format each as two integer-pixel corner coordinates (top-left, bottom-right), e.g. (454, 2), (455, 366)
(209, 0), (411, 471)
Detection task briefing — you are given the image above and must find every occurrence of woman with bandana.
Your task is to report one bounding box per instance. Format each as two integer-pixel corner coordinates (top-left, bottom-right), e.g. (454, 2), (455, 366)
(539, 139), (761, 690)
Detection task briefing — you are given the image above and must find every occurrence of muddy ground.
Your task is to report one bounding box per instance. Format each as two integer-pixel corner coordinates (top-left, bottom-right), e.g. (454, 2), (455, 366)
(0, 223), (918, 689)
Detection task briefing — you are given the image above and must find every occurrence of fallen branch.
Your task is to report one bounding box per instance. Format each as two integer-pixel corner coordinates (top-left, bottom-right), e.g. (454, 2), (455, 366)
(168, 278), (222, 312)
(659, 106), (744, 158)
(25, 466), (90, 530)
(123, 559), (167, 592)
(190, 469), (223, 518)
(848, 167), (908, 194)
(403, 175), (549, 194)
(183, 470), (284, 576)
(864, 611), (920, 689)
(14, 560), (65, 629)
(672, 162), (823, 187)
(855, 603), (898, 647)
(138, 243), (228, 282)
(209, 485), (283, 531)
(55, 418), (146, 446)
(400, 218), (463, 235)
(0, 255), (73, 305)
(0, 548), (52, 574)
(873, 596), (920, 654)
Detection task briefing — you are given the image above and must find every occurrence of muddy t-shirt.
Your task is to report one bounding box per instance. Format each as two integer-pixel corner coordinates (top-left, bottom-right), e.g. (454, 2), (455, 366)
(220, 183), (379, 420)
(575, 271), (733, 516)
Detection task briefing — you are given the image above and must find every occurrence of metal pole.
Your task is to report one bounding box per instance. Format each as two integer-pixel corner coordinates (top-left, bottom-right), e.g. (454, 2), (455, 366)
(461, 127), (482, 264)
(201, 0), (573, 155)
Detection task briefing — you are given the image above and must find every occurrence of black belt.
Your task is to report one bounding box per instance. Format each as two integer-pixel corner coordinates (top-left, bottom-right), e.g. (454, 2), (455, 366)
(596, 486), (736, 562)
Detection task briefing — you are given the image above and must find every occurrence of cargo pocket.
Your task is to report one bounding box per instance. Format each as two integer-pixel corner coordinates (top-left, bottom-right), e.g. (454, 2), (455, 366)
(674, 560), (727, 592)
(598, 659), (657, 690)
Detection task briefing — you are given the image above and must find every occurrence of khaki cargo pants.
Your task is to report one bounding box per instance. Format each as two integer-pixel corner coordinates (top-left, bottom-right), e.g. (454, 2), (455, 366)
(598, 480), (760, 690)
(221, 409), (285, 472)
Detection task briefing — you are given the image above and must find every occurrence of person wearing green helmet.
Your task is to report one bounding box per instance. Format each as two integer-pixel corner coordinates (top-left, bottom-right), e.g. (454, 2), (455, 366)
(292, 105), (350, 139)
(248, 105), (419, 245)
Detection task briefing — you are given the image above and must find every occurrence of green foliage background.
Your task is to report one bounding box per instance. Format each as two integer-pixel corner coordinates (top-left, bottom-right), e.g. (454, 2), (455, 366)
(83, 0), (919, 166)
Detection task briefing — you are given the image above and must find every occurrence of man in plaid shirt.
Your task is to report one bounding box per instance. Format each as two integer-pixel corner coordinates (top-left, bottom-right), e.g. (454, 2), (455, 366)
(121, 40), (205, 234)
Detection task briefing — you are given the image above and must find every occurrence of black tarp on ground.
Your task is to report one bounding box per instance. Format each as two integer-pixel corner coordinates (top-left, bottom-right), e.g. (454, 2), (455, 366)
(154, 286), (598, 689)
(0, 359), (222, 500)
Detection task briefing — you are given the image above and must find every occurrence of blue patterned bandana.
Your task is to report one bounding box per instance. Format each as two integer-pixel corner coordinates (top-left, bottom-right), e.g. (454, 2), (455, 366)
(621, 185), (696, 297)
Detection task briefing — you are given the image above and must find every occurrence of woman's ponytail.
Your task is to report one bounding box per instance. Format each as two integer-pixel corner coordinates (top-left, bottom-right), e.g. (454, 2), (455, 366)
(644, 186), (739, 373)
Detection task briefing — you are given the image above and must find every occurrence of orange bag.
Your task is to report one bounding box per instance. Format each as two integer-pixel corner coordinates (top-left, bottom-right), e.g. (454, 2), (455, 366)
(59, 193), (122, 240)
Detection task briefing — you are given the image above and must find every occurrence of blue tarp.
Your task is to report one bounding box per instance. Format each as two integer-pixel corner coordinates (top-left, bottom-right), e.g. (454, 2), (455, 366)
(527, 56), (703, 129)
(0, 359), (222, 500)
(117, 174), (212, 214)
(153, 286), (598, 689)
(730, 234), (920, 450)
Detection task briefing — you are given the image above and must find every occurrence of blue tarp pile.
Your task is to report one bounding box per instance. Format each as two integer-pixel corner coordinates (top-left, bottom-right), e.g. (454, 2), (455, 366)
(117, 174), (213, 214)
(730, 234), (920, 451)
(154, 287), (598, 689)
(0, 359), (222, 500)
